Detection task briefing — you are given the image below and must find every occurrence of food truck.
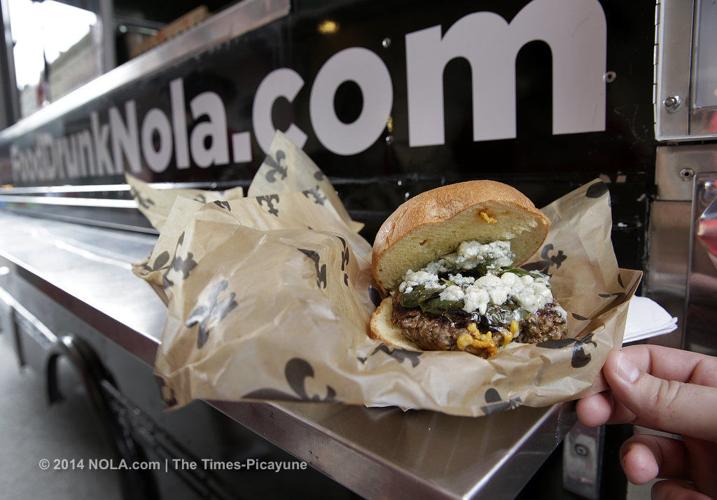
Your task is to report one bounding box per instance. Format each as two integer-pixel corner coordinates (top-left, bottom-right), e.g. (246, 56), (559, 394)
(0, 0), (714, 498)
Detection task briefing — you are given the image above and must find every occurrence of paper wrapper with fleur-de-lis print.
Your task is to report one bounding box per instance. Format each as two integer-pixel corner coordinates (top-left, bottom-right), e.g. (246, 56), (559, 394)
(131, 131), (640, 417)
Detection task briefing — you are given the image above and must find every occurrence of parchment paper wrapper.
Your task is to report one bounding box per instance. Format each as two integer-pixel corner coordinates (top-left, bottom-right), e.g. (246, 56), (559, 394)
(131, 131), (640, 417)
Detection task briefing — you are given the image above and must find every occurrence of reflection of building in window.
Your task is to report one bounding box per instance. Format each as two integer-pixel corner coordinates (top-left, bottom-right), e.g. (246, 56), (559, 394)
(8, 0), (99, 116)
(19, 85), (39, 118)
(694, 0), (717, 109)
(49, 29), (102, 102)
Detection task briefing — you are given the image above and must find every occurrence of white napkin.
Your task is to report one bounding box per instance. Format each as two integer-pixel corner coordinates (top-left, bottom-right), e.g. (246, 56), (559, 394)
(623, 296), (678, 344)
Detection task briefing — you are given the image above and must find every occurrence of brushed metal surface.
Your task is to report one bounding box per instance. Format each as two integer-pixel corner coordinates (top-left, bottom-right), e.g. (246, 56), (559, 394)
(685, 173), (717, 355)
(655, 145), (717, 201)
(654, 0), (694, 141)
(0, 180), (247, 194)
(645, 200), (691, 348)
(655, 0), (717, 141)
(0, 195), (137, 208)
(0, 210), (572, 499)
(562, 422), (603, 499)
(648, 145), (717, 349)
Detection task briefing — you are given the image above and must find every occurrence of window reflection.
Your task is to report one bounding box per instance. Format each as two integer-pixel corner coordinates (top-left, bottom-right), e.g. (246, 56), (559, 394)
(8, 0), (100, 117)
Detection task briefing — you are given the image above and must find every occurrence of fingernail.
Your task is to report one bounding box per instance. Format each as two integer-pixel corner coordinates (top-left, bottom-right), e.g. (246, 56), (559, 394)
(616, 352), (640, 383)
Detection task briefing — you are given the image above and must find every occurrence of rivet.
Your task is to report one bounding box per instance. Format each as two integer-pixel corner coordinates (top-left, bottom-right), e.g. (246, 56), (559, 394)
(664, 95), (682, 113)
(679, 167), (695, 180)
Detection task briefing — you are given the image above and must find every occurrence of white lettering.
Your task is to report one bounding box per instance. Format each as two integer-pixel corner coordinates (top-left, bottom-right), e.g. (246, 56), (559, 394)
(252, 68), (307, 154)
(141, 108), (173, 173)
(170, 79), (191, 169)
(310, 47), (393, 155)
(189, 92), (229, 167)
(231, 132), (252, 163)
(405, 0), (606, 146)
(91, 112), (115, 174)
(109, 101), (141, 173)
(5, 0), (608, 185)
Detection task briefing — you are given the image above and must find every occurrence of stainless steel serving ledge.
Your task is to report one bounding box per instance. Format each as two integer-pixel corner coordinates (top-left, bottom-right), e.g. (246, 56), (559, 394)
(0, 211), (575, 499)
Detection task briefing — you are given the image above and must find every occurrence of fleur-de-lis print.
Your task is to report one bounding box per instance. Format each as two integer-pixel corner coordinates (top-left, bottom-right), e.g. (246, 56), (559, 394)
(264, 149), (288, 183)
(358, 344), (422, 367)
(298, 249), (327, 289)
(130, 187), (155, 209)
(172, 252), (197, 279)
(302, 185), (327, 206)
(257, 194), (280, 216)
(537, 334), (597, 368)
(151, 250), (170, 271)
(156, 376), (177, 406)
(586, 181), (609, 198)
(337, 236), (350, 286)
(243, 358), (337, 403)
(213, 200), (231, 211)
(186, 280), (238, 348)
(152, 232), (198, 289)
(523, 244), (567, 274)
(481, 388), (522, 415)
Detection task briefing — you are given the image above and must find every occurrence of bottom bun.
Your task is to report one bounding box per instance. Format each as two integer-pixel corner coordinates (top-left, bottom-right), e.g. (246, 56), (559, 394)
(369, 298), (421, 352)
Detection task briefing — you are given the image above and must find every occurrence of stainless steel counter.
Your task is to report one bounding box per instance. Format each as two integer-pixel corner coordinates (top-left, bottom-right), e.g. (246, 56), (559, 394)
(0, 211), (575, 499)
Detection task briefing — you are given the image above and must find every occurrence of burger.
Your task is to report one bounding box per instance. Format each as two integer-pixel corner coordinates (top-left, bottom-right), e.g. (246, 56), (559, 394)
(369, 180), (567, 359)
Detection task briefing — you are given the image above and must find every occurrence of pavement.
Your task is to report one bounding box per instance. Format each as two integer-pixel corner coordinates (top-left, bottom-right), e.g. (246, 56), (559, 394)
(0, 336), (121, 500)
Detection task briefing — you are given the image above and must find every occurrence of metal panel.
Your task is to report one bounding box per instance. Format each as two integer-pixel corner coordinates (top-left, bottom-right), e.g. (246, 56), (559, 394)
(654, 0), (694, 141)
(648, 145), (717, 350)
(645, 200), (690, 348)
(685, 172), (717, 355)
(689, 0), (717, 136)
(655, 0), (717, 141)
(655, 144), (717, 200)
(0, 1), (656, 267)
(98, 0), (116, 74)
(562, 423), (604, 500)
(0, 195), (136, 208)
(645, 145), (717, 348)
(0, 180), (245, 194)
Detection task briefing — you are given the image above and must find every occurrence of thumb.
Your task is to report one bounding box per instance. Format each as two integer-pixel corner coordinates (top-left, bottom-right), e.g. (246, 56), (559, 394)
(603, 350), (717, 442)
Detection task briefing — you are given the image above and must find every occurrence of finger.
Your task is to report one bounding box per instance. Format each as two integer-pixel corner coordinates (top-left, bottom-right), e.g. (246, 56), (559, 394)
(577, 392), (612, 426)
(618, 345), (717, 388)
(581, 371), (608, 397)
(603, 351), (717, 441)
(605, 397), (637, 425)
(652, 480), (712, 500)
(577, 390), (637, 427)
(620, 434), (688, 484)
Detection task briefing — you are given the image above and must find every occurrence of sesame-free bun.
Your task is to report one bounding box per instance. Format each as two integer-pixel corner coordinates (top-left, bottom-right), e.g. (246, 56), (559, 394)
(371, 180), (550, 293)
(368, 297), (421, 351)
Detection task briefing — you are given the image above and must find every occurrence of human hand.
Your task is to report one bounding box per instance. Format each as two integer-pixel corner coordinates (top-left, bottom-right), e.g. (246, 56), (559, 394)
(577, 345), (717, 499)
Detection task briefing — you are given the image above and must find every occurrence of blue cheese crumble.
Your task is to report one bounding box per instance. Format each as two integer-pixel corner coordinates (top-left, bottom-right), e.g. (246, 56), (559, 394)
(398, 240), (562, 316)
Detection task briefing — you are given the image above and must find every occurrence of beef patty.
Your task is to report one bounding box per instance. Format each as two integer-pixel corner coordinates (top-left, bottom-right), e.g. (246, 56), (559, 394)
(391, 295), (566, 356)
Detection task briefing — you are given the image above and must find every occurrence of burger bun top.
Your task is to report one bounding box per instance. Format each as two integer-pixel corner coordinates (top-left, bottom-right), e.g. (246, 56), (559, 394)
(371, 180), (550, 293)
